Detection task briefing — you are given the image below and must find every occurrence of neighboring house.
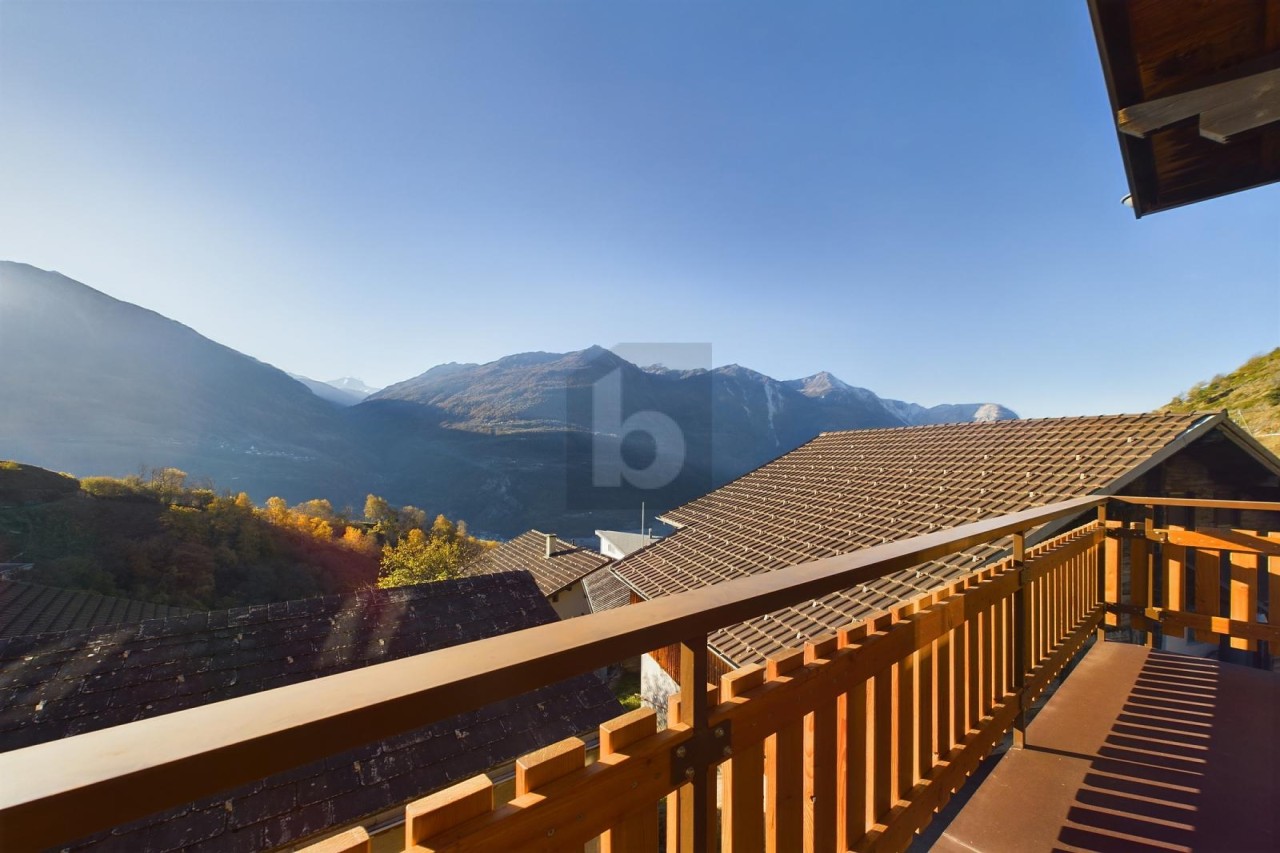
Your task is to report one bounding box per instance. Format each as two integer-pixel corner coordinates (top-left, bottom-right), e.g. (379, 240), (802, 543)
(585, 530), (661, 615)
(594, 529), (661, 561)
(0, 573), (621, 852)
(613, 413), (1280, 713)
(581, 566), (632, 614)
(0, 578), (192, 637)
(467, 530), (613, 619)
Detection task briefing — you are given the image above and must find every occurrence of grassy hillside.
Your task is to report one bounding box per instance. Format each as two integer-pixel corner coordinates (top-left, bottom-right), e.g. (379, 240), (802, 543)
(1163, 348), (1280, 455)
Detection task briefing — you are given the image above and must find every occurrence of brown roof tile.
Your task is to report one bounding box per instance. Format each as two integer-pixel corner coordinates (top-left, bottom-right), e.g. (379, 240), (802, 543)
(614, 413), (1213, 666)
(468, 530), (611, 596)
(0, 573), (620, 852)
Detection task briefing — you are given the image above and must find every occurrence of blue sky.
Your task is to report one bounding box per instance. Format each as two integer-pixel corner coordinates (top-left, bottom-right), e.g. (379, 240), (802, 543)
(1, 1), (1275, 417)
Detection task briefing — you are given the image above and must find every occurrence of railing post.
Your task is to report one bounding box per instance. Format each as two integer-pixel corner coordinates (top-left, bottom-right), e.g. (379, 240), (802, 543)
(1012, 531), (1030, 749)
(1102, 506), (1120, 634)
(1144, 504), (1161, 649)
(1096, 504), (1109, 640)
(677, 634), (713, 853)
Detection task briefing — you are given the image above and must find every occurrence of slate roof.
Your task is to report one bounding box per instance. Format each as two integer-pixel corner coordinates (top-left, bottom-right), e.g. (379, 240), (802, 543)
(0, 573), (621, 853)
(467, 530), (611, 596)
(614, 413), (1214, 667)
(581, 568), (633, 613)
(0, 579), (193, 637)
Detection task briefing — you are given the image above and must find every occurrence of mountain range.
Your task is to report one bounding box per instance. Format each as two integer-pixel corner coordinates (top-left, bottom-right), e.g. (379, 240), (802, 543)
(288, 374), (381, 406)
(0, 261), (1015, 536)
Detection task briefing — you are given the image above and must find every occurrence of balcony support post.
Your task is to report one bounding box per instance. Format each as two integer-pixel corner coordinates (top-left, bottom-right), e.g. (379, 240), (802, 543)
(677, 633), (713, 853)
(1096, 504), (1109, 641)
(1011, 531), (1030, 749)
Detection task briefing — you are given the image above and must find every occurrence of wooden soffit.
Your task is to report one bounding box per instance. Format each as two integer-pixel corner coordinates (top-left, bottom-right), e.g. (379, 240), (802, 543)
(1089, 0), (1280, 216)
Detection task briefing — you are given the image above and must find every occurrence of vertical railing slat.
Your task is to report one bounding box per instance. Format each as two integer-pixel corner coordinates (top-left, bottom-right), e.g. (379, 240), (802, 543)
(839, 623), (870, 850)
(599, 709), (659, 853)
(1104, 525), (1120, 628)
(895, 602), (918, 802)
(950, 603), (967, 748)
(1165, 527), (1187, 641)
(721, 664), (766, 853)
(916, 596), (936, 784)
(1193, 549), (1221, 644)
(870, 615), (896, 826)
(992, 584), (1007, 705)
(765, 648), (805, 852)
(933, 600), (952, 767)
(515, 736), (585, 796)
(405, 774), (495, 851)
(804, 636), (840, 853)
(1229, 549), (1259, 652)
(674, 635), (715, 853)
(1131, 532), (1151, 640)
(965, 580), (981, 733)
(978, 592), (993, 718)
(297, 827), (371, 853)
(1011, 532), (1030, 749)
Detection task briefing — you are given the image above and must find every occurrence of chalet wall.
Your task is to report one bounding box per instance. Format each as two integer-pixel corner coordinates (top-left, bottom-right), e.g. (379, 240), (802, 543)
(549, 580), (591, 620)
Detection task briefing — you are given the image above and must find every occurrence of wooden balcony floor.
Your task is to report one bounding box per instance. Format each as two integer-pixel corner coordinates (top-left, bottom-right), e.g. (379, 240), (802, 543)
(927, 641), (1278, 853)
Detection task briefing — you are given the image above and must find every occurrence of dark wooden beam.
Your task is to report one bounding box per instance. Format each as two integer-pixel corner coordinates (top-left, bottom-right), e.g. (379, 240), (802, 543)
(1118, 67), (1280, 143)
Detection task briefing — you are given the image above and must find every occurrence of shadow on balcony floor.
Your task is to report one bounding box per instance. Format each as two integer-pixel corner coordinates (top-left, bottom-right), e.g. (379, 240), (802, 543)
(923, 641), (1278, 853)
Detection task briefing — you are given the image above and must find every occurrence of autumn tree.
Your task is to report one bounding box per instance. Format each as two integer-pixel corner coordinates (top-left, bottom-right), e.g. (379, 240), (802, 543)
(377, 528), (461, 587)
(377, 515), (494, 589)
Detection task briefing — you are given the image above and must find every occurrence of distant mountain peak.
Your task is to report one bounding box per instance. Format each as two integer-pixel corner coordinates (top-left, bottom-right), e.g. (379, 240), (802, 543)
(716, 364), (773, 383)
(324, 377), (380, 396)
(791, 370), (851, 398)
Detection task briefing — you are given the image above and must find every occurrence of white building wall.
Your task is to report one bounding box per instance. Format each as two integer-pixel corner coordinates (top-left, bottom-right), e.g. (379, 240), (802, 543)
(640, 652), (679, 729)
(549, 580), (592, 620)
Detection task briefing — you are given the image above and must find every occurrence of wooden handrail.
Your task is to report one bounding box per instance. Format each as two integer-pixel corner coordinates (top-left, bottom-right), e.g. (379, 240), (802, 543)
(0, 494), (1107, 850)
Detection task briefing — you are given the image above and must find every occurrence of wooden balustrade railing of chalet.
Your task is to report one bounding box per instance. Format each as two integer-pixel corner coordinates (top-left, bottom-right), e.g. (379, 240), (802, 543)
(1105, 497), (1280, 656)
(1, 496), (1277, 853)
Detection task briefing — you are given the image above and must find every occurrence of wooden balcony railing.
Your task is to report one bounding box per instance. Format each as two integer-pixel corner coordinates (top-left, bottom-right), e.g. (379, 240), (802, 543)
(1105, 496), (1280, 655)
(1, 496), (1276, 853)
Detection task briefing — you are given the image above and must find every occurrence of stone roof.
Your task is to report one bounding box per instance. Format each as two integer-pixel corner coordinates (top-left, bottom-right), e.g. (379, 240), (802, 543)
(614, 413), (1212, 667)
(0, 573), (621, 852)
(0, 578), (193, 638)
(467, 530), (611, 596)
(581, 568), (633, 613)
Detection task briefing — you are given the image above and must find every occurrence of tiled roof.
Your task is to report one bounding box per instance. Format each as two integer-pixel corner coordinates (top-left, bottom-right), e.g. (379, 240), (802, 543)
(0, 579), (193, 637)
(467, 530), (611, 596)
(614, 413), (1211, 667)
(581, 567), (633, 613)
(0, 573), (621, 853)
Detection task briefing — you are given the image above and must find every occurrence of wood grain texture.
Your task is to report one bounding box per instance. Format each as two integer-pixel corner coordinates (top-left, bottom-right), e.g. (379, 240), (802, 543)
(1193, 549), (1222, 643)
(599, 709), (659, 853)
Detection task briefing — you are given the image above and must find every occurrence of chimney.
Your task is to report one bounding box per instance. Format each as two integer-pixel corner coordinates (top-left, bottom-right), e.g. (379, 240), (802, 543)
(544, 533), (555, 559)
